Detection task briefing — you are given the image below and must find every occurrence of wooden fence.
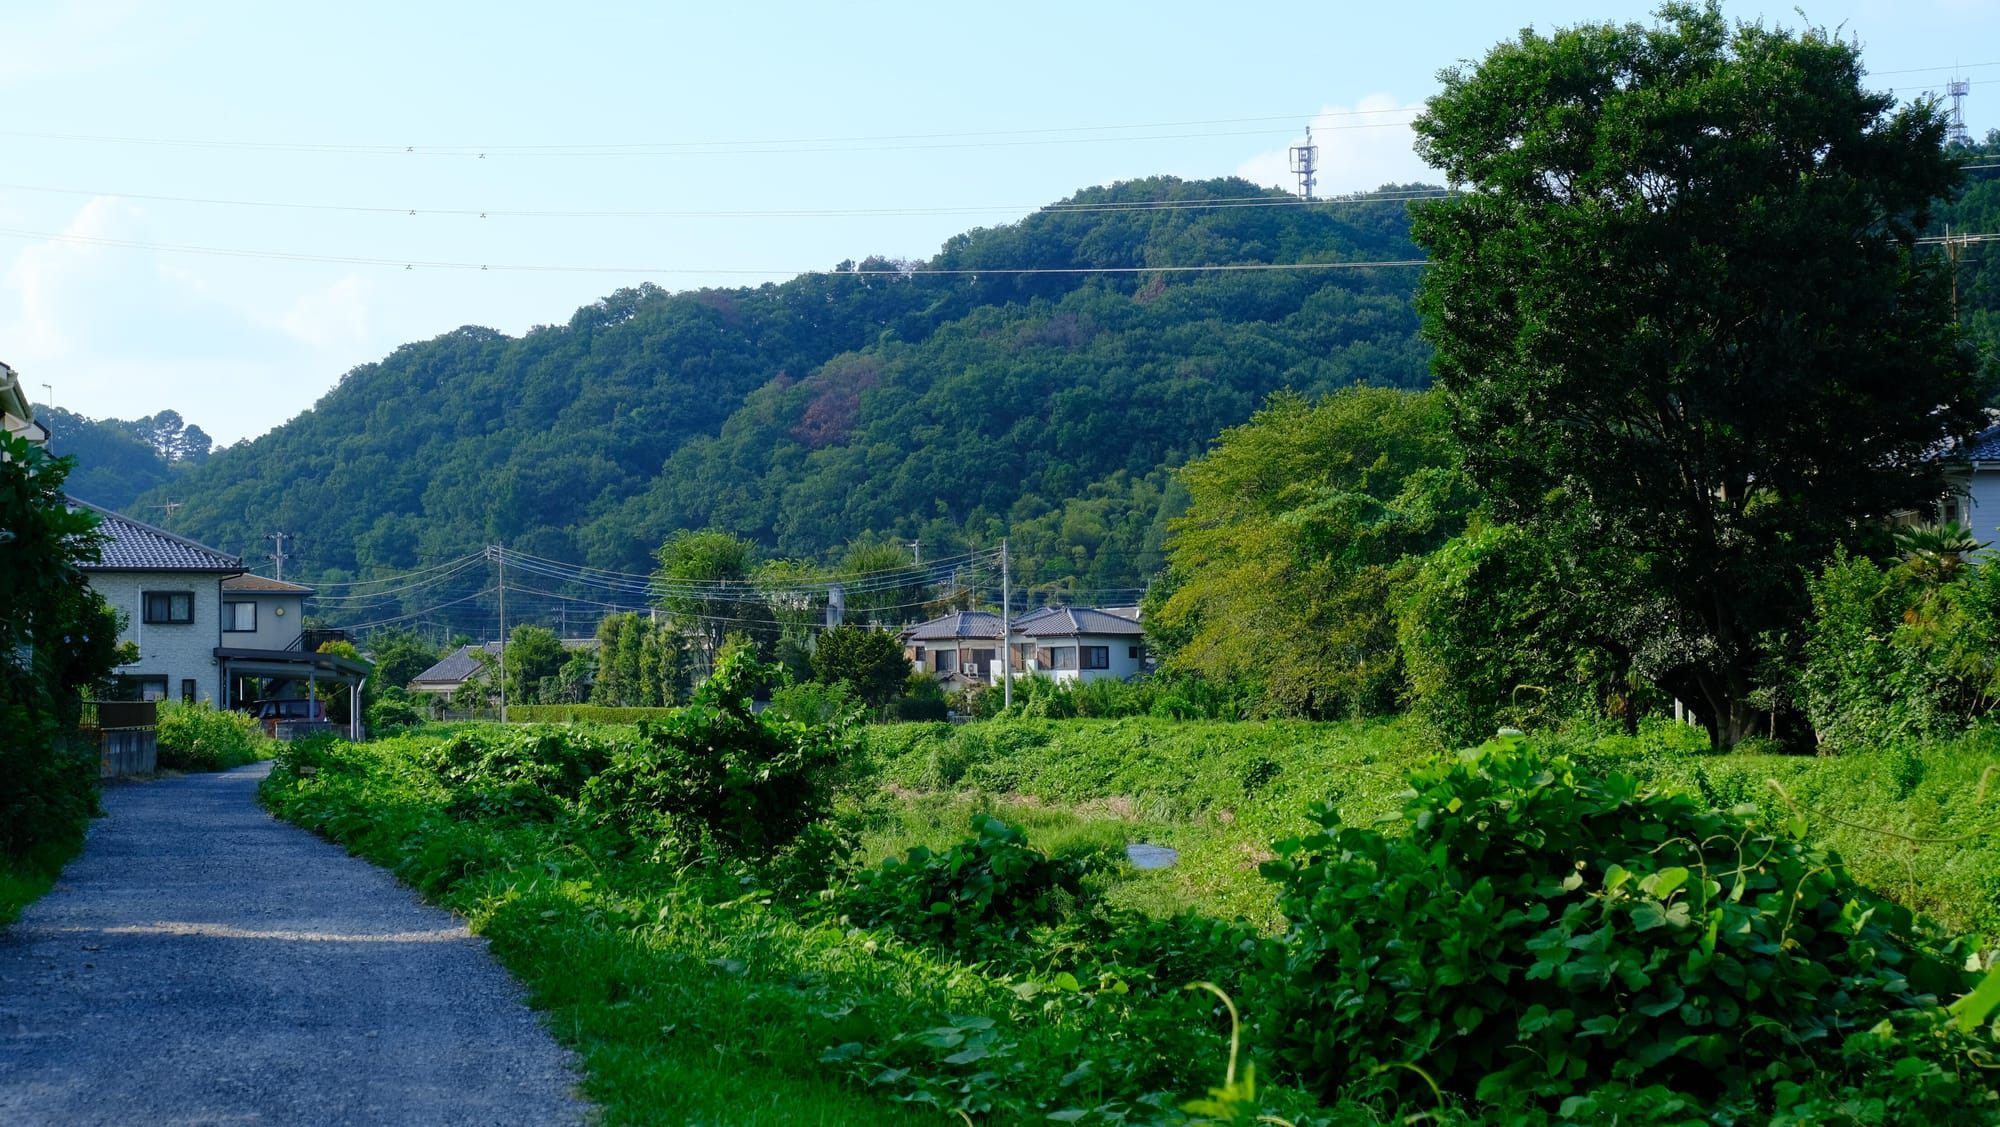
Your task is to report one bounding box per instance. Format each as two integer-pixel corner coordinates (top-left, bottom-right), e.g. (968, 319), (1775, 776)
(80, 699), (158, 778)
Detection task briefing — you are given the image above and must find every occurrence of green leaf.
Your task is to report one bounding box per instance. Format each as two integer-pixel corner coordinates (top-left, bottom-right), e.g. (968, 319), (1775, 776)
(1640, 867), (1689, 899)
(1949, 965), (2000, 1033)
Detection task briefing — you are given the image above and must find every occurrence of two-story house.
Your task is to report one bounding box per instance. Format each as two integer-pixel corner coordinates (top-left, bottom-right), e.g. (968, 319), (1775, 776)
(73, 500), (243, 704)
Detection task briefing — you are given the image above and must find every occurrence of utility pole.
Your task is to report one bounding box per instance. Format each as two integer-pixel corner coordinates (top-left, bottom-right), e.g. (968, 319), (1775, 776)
(1001, 539), (1013, 710)
(267, 531), (291, 580)
(495, 544), (508, 723)
(907, 538), (922, 565)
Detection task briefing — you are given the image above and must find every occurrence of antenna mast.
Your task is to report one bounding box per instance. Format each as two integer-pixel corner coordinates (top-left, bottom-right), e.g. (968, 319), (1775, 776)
(1947, 78), (1972, 147)
(1289, 125), (1319, 201)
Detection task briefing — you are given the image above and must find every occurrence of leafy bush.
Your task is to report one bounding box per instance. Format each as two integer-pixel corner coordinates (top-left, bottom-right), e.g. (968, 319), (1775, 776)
(0, 704), (97, 858)
(1256, 736), (1999, 1119)
(365, 686), (425, 731)
(840, 814), (1089, 954)
(579, 650), (858, 858)
(1799, 549), (2000, 751)
(421, 725), (626, 824)
(155, 700), (268, 771)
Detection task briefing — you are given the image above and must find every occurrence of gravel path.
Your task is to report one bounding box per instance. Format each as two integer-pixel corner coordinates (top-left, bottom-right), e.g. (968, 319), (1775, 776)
(0, 763), (589, 1126)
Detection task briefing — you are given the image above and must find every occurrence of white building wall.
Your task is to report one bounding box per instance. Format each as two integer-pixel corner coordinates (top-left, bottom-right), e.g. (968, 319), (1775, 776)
(1965, 468), (2000, 553)
(1005, 633), (1147, 684)
(222, 593), (304, 650)
(89, 573), (227, 703)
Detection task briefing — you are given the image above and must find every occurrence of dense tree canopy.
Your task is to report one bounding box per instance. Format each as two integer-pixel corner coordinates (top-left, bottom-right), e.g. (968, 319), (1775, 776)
(1149, 387), (1469, 718)
(1410, 2), (1989, 746)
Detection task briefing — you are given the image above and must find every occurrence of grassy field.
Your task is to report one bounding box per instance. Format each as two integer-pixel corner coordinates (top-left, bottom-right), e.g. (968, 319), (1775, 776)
(258, 716), (2000, 1124)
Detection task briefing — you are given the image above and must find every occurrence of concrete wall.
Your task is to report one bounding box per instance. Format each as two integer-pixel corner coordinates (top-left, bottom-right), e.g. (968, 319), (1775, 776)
(89, 572), (227, 704)
(221, 593), (304, 650)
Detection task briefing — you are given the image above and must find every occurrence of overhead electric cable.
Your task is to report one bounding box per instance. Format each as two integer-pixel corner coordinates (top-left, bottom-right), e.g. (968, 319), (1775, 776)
(0, 224), (1429, 275)
(0, 180), (1448, 220)
(305, 551), (487, 587)
(0, 108), (1416, 159)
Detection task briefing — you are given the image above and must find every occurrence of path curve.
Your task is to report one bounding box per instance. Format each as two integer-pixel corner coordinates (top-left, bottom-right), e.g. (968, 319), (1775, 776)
(0, 763), (588, 1126)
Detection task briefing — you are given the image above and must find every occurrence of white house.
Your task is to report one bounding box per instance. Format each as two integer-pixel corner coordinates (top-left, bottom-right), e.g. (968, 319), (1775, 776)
(901, 611), (1005, 687)
(901, 606), (1149, 687)
(1007, 607), (1147, 684)
(73, 500), (244, 704)
(1947, 423), (2000, 547)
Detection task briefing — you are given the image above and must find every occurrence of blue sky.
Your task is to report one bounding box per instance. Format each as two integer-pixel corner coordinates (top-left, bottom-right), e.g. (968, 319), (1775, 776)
(4, 0), (1995, 444)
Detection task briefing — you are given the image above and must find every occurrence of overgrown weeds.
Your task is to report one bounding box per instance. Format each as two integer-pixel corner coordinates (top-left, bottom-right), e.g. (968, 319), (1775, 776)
(259, 691), (2000, 1124)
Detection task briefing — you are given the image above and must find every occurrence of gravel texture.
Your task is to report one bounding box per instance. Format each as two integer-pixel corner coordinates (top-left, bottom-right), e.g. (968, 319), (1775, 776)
(0, 763), (589, 1126)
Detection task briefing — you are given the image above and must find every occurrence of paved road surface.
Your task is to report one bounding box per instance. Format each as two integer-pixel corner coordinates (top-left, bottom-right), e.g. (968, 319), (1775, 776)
(0, 763), (588, 1126)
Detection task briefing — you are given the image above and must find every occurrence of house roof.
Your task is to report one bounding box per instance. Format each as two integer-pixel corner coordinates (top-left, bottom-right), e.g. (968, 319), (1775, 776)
(411, 643), (500, 687)
(903, 611), (1004, 642)
(902, 606), (1145, 643)
(223, 574), (315, 595)
(410, 638), (599, 687)
(1962, 423), (2000, 462)
(1013, 608), (1145, 638)
(70, 499), (243, 573)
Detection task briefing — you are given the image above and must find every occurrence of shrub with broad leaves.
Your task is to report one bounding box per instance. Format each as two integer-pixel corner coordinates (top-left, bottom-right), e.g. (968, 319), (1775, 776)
(1256, 736), (2000, 1121)
(579, 650), (858, 858)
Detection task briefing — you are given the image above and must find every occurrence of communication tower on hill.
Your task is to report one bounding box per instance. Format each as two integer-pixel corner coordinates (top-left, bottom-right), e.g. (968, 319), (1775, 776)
(1289, 125), (1319, 201)
(1948, 77), (1972, 147)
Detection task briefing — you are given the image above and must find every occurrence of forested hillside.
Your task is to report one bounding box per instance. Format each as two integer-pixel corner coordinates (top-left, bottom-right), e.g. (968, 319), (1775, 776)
(132, 176), (1431, 602)
(83, 146), (2000, 629)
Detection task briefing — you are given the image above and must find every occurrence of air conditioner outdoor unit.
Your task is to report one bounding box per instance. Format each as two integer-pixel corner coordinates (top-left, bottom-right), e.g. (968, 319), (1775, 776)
(961, 663), (978, 676)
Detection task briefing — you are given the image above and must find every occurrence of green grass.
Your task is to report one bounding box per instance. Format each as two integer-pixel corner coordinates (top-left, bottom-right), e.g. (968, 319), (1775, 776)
(258, 716), (2000, 1124)
(0, 826), (86, 928)
(260, 735), (1366, 1125)
(863, 716), (2000, 940)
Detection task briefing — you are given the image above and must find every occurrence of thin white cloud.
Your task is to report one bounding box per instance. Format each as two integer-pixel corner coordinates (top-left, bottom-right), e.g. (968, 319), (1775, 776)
(1237, 95), (1436, 197)
(278, 275), (372, 350)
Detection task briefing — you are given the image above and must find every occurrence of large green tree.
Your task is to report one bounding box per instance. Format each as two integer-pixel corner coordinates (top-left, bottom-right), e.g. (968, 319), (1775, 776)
(809, 624), (910, 707)
(1410, 3), (1988, 746)
(654, 529), (770, 672)
(1150, 387), (1469, 718)
(0, 434), (125, 856)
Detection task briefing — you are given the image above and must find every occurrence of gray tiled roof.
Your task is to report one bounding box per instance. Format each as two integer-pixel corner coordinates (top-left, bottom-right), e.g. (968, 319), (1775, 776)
(410, 638), (599, 686)
(71, 499), (242, 573)
(411, 643), (502, 686)
(1963, 423), (2000, 462)
(903, 611), (1004, 642)
(1013, 608), (1145, 638)
(902, 607), (1144, 642)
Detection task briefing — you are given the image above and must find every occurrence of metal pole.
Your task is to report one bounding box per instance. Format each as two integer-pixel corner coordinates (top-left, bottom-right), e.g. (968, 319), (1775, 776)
(1001, 539), (1012, 710)
(497, 545), (508, 724)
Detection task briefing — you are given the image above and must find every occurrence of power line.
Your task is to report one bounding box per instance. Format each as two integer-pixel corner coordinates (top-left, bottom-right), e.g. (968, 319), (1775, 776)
(0, 180), (1447, 221)
(0, 109), (1419, 160)
(0, 222), (1430, 276)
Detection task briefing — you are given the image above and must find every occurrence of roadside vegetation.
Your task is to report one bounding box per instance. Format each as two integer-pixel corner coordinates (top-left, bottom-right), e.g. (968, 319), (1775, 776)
(0, 432), (127, 926)
(155, 700), (273, 772)
(261, 649), (2000, 1125)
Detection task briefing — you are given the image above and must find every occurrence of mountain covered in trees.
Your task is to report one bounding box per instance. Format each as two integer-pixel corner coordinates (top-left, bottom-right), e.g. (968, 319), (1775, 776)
(57, 151), (2000, 630)
(117, 176), (1435, 604)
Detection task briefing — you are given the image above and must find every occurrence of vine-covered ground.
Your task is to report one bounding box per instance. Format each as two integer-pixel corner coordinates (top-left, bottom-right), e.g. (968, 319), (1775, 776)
(260, 696), (2000, 1125)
